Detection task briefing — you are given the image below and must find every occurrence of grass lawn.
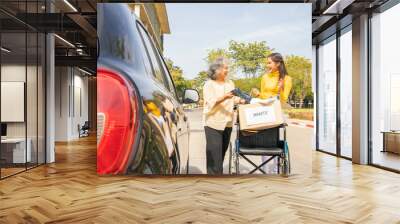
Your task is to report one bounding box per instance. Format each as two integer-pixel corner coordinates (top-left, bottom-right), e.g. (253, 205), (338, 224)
(284, 108), (314, 121)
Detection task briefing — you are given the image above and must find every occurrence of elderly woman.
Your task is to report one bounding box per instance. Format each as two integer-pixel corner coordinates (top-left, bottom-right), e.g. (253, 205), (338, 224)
(203, 57), (244, 175)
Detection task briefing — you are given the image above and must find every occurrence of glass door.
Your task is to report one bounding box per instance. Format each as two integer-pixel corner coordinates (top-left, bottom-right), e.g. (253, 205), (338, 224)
(0, 1), (47, 179)
(370, 3), (400, 171)
(1, 30), (28, 178)
(317, 35), (337, 154)
(339, 26), (352, 158)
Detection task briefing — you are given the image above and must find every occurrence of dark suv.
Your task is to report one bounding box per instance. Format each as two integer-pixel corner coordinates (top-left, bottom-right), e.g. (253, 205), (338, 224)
(97, 3), (199, 175)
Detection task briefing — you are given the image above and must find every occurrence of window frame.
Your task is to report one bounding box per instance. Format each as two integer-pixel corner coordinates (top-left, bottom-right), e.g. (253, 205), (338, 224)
(315, 23), (354, 161)
(136, 22), (178, 99)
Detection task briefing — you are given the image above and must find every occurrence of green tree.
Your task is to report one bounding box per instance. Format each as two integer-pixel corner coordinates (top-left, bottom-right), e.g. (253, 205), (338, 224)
(193, 71), (208, 89)
(202, 41), (313, 109)
(228, 40), (273, 78)
(192, 70), (209, 99)
(165, 58), (191, 98)
(205, 48), (230, 65)
(233, 77), (261, 94)
(285, 55), (312, 108)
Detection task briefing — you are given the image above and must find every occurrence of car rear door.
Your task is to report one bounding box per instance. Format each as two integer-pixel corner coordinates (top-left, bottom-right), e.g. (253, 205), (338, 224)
(156, 52), (190, 174)
(136, 22), (188, 173)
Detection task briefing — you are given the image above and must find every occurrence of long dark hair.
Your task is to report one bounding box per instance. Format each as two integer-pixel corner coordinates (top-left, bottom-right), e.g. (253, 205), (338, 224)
(267, 53), (287, 80)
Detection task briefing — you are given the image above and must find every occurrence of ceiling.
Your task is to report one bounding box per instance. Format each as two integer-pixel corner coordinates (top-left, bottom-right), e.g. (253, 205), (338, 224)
(310, 0), (390, 43)
(0, 0), (97, 72)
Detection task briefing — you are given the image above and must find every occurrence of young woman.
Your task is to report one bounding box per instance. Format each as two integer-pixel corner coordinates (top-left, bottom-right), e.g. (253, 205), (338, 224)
(260, 53), (292, 103)
(259, 53), (292, 173)
(203, 57), (244, 175)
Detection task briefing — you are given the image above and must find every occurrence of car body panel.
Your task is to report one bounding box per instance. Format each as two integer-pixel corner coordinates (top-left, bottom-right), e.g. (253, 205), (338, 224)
(97, 3), (190, 174)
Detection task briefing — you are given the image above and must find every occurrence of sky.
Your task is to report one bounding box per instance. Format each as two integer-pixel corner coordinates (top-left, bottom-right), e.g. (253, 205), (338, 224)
(163, 3), (312, 80)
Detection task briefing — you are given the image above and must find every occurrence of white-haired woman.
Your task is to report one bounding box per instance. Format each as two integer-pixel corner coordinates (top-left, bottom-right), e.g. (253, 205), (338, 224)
(203, 57), (244, 175)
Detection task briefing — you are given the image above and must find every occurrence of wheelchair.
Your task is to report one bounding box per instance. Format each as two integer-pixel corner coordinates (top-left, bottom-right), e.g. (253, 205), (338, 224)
(228, 110), (291, 175)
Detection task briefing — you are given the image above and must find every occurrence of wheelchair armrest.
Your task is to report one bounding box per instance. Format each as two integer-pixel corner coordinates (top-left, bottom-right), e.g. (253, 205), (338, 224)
(279, 123), (288, 140)
(278, 123), (288, 128)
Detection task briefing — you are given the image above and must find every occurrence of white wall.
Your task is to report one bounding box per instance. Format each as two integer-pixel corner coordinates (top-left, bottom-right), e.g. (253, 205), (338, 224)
(71, 73), (89, 138)
(1, 65), (26, 81)
(1, 63), (45, 164)
(1, 65), (28, 138)
(54, 67), (89, 141)
(1, 82), (25, 122)
(55, 67), (70, 141)
(1, 65), (26, 131)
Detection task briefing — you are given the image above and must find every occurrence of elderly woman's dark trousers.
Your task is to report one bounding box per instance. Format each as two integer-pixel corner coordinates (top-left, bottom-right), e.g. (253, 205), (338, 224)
(204, 126), (232, 175)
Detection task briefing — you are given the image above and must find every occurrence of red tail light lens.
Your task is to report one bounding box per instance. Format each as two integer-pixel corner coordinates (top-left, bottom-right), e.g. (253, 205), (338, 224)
(97, 68), (140, 175)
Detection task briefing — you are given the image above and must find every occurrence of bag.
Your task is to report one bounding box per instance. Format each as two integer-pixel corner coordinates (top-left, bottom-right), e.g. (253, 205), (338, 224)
(239, 128), (279, 148)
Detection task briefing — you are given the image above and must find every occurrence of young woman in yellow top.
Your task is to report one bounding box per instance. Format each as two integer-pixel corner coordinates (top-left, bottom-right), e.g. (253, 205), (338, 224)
(260, 53), (292, 103)
(259, 53), (292, 173)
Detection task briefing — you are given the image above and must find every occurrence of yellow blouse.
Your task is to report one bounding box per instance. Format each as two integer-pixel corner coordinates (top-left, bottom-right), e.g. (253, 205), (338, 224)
(260, 71), (292, 103)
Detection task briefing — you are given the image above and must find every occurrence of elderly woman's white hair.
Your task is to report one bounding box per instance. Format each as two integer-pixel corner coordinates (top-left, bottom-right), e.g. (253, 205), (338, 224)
(207, 57), (228, 80)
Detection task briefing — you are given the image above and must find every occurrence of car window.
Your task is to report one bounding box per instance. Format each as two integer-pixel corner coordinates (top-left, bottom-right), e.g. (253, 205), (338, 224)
(99, 4), (140, 66)
(155, 51), (179, 99)
(136, 23), (169, 89)
(135, 25), (155, 81)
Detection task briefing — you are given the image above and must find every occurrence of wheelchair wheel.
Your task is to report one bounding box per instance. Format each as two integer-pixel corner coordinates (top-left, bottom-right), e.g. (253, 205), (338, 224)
(281, 150), (291, 176)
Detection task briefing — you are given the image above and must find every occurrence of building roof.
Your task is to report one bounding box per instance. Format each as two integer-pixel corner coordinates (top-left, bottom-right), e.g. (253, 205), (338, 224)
(154, 4), (171, 34)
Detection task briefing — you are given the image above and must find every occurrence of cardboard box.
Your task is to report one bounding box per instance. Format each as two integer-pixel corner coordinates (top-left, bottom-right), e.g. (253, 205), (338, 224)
(238, 100), (284, 131)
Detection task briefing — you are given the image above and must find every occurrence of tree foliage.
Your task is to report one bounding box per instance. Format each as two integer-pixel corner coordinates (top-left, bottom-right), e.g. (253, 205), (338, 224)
(202, 41), (313, 108)
(284, 55), (312, 107)
(233, 77), (261, 94)
(205, 48), (230, 65)
(165, 58), (191, 98)
(228, 40), (273, 78)
(166, 41), (313, 108)
(192, 70), (208, 98)
(204, 41), (272, 79)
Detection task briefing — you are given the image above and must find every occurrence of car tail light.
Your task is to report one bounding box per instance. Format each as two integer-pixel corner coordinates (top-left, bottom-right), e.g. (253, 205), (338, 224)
(97, 68), (140, 175)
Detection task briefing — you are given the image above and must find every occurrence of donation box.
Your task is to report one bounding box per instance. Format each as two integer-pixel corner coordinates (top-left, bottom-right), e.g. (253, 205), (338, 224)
(238, 100), (284, 131)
